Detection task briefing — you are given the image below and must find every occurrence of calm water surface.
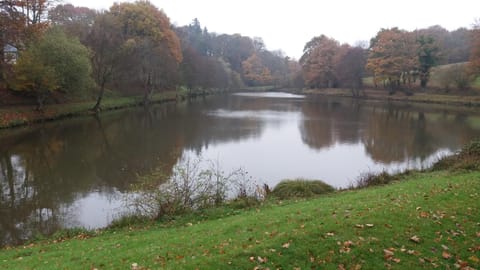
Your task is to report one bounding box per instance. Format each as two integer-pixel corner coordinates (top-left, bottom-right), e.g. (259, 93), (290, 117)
(1, 92), (480, 245)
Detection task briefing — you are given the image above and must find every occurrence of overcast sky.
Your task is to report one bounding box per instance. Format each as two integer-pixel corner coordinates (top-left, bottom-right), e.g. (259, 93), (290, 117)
(66, 0), (479, 59)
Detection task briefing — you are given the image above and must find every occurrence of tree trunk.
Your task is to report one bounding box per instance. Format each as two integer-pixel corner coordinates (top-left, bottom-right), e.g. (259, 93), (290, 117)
(92, 81), (106, 113)
(142, 72), (152, 106)
(420, 78), (427, 88)
(143, 88), (153, 106)
(36, 92), (46, 111)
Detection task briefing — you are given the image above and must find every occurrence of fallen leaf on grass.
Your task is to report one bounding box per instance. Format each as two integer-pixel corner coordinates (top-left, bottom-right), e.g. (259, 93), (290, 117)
(384, 249), (394, 260)
(343, 240), (354, 248)
(455, 260), (469, 269)
(442, 251), (452, 259)
(469, 255), (479, 263)
(366, 224), (374, 228)
(410, 235), (421, 243)
(257, 256), (267, 263)
(355, 224), (364, 229)
(407, 250), (418, 255)
(419, 212), (429, 218)
(282, 242), (290, 248)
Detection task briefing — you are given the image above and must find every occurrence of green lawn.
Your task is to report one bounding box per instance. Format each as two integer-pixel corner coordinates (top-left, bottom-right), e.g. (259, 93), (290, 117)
(1, 170), (479, 269)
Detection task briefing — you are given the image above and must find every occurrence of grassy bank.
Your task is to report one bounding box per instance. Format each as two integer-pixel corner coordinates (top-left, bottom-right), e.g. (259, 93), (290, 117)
(302, 87), (480, 107)
(0, 90), (214, 129)
(0, 168), (478, 269)
(2, 86), (480, 130)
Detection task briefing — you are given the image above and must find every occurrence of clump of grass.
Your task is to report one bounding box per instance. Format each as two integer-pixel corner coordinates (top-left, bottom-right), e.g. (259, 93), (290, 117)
(351, 169), (418, 189)
(271, 179), (334, 199)
(432, 139), (480, 171)
(108, 214), (153, 229)
(461, 139), (480, 155)
(353, 170), (396, 189)
(227, 196), (263, 209)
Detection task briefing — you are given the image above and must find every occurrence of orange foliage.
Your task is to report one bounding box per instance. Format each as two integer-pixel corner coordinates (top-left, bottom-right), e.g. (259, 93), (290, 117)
(242, 53), (273, 85)
(300, 35), (339, 88)
(469, 22), (480, 76)
(367, 28), (419, 89)
(109, 1), (182, 63)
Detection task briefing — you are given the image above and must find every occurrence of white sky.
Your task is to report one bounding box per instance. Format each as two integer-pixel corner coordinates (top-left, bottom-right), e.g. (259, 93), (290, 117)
(66, 0), (479, 59)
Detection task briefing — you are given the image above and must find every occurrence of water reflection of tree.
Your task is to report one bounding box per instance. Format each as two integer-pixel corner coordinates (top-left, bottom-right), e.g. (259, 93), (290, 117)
(300, 98), (480, 164)
(362, 106), (480, 163)
(0, 97), (272, 246)
(0, 148), (69, 246)
(300, 98), (364, 149)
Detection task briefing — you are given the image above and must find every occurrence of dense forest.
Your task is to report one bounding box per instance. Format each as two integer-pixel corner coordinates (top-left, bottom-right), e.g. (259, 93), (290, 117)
(1, 0), (479, 110)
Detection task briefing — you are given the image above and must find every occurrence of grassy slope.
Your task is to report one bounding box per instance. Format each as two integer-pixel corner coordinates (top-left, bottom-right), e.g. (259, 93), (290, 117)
(1, 170), (478, 269)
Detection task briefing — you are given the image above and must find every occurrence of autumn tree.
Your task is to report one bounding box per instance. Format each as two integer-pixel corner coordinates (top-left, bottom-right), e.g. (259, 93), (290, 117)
(0, 0), (52, 42)
(334, 46), (367, 96)
(367, 28), (419, 92)
(176, 20), (284, 90)
(416, 25), (472, 65)
(469, 20), (480, 77)
(108, 1), (182, 104)
(48, 4), (97, 43)
(86, 12), (122, 112)
(10, 45), (58, 110)
(1, 0), (53, 85)
(242, 53), (273, 86)
(9, 28), (92, 110)
(445, 28), (471, 64)
(300, 35), (339, 88)
(175, 19), (232, 91)
(177, 18), (211, 56)
(211, 34), (254, 74)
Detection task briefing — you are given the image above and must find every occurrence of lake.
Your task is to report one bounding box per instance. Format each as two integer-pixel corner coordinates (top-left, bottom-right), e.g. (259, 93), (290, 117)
(1, 92), (479, 246)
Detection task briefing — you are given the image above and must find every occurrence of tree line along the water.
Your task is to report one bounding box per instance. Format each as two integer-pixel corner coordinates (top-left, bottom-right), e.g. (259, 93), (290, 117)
(1, 1), (480, 110)
(300, 25), (480, 96)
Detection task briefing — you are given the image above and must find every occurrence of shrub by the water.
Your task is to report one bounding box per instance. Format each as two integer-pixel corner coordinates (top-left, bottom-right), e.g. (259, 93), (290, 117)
(126, 157), (263, 220)
(432, 140), (480, 171)
(271, 179), (334, 199)
(353, 170), (396, 189)
(461, 139), (480, 156)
